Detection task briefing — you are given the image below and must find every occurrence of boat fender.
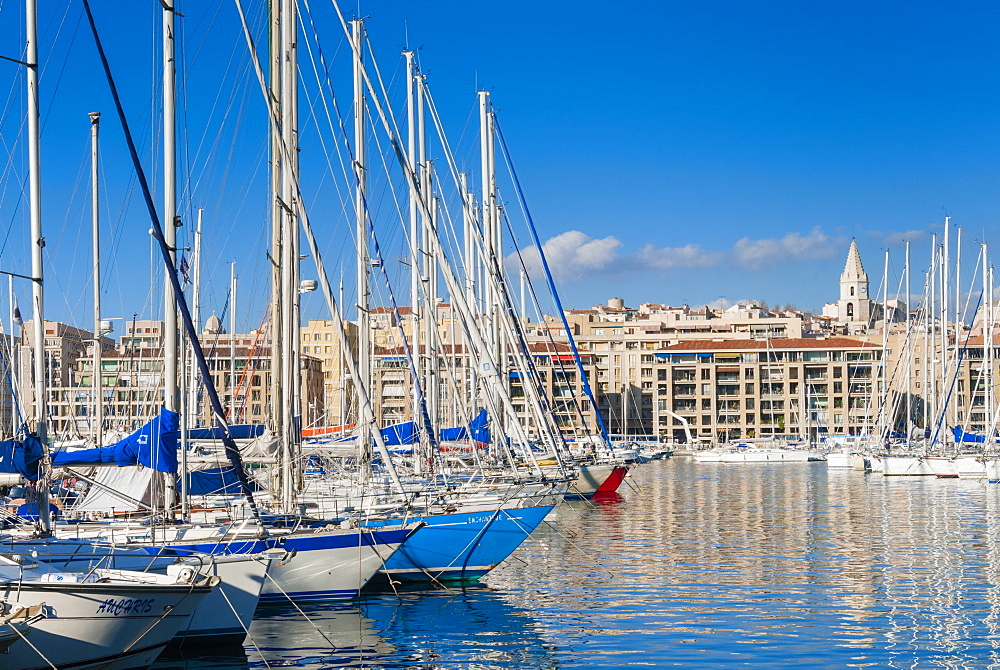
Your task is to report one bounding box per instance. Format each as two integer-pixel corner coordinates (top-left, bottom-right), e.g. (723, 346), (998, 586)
(174, 566), (196, 584)
(199, 575), (222, 587)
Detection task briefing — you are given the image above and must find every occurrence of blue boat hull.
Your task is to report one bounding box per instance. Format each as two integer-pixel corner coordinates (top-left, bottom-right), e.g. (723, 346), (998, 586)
(365, 505), (555, 582)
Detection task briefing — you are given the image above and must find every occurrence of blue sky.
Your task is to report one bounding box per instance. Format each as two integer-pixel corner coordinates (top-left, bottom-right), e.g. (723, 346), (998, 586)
(0, 1), (998, 332)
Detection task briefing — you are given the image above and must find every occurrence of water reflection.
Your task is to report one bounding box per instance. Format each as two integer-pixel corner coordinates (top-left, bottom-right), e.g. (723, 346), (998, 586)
(157, 460), (1000, 668)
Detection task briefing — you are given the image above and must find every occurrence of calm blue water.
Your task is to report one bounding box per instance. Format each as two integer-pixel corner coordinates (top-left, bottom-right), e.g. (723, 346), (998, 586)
(152, 459), (1000, 668)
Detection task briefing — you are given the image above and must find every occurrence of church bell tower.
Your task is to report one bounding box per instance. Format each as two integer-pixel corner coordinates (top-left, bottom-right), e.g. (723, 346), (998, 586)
(838, 239), (873, 328)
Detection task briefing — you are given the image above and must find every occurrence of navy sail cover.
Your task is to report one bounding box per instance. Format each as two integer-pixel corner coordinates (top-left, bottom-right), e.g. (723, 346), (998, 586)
(439, 409), (490, 443)
(52, 407), (180, 473)
(0, 434), (43, 481)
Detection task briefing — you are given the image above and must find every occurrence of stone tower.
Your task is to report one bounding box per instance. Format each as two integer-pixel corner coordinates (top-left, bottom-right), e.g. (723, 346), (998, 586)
(838, 239), (873, 328)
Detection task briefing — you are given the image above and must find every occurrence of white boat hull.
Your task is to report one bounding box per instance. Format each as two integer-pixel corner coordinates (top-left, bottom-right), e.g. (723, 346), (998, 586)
(260, 529), (408, 602)
(172, 552), (270, 646)
(881, 455), (935, 476)
(694, 449), (825, 463)
(954, 455), (1000, 482)
(1, 578), (210, 670)
(825, 452), (855, 469)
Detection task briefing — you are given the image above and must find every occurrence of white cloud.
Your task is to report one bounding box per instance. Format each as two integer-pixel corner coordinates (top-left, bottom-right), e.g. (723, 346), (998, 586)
(732, 227), (837, 269)
(706, 297), (735, 310)
(510, 226), (839, 286)
(636, 243), (722, 269)
(883, 230), (927, 246)
(511, 230), (622, 283)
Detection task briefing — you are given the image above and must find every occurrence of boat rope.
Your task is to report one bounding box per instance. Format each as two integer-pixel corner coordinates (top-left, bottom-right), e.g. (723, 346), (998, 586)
(362, 526), (402, 599)
(116, 585), (202, 660)
(9, 619), (56, 669)
(218, 583), (272, 669)
(493, 117), (614, 451)
(260, 569), (340, 649)
(81, 0), (265, 527)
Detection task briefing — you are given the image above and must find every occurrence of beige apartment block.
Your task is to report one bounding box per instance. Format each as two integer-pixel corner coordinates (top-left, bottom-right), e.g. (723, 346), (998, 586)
(22, 319), (323, 441)
(649, 337), (882, 444)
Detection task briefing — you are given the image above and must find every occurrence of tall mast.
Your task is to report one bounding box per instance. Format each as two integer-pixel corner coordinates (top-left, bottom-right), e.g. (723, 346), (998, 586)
(162, 2), (179, 414)
(404, 50), (419, 352)
(89, 111), (103, 449)
(229, 261), (237, 420)
(417, 75), (438, 431)
(404, 50), (423, 440)
(940, 218), (949, 442)
(926, 237), (936, 438)
(952, 225), (962, 436)
(352, 19), (370, 458)
(279, 0), (299, 513)
(985, 247), (993, 446)
(188, 208), (202, 423)
(26, 0), (49, 535)
(161, 1), (179, 513)
(904, 240), (911, 447)
(879, 249), (889, 442)
(268, 0), (283, 462)
(478, 91), (501, 432)
(459, 173), (477, 414)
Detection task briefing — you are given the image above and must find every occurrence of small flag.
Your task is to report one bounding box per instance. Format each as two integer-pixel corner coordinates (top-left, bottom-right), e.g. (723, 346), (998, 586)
(179, 255), (191, 284)
(12, 301), (22, 328)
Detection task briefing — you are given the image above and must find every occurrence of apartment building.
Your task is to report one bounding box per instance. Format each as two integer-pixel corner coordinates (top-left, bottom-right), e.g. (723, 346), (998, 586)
(25, 319), (323, 440)
(650, 337), (882, 443)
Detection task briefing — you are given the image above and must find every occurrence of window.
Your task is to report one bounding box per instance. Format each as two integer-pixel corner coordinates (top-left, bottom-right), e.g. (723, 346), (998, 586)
(701, 369), (711, 380)
(744, 368), (754, 379)
(745, 383), (754, 395)
(847, 302), (854, 317)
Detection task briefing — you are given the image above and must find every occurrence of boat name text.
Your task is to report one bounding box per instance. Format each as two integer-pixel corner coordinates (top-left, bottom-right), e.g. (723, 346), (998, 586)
(96, 597), (155, 616)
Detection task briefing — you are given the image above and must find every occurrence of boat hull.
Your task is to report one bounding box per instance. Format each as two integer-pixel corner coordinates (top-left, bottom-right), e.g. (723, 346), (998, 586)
(954, 455), (1000, 482)
(165, 527), (412, 603)
(6, 536), (272, 647)
(261, 527), (409, 602)
(881, 455), (935, 476)
(569, 464), (629, 497)
(694, 449), (824, 463)
(0, 580), (210, 670)
(366, 504), (555, 582)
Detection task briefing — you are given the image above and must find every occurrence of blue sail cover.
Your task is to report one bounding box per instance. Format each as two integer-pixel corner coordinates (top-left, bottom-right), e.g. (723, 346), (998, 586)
(0, 434), (43, 481)
(187, 424), (265, 440)
(52, 407), (180, 473)
(954, 426), (988, 443)
(382, 422), (418, 446)
(180, 466), (261, 495)
(439, 409), (491, 443)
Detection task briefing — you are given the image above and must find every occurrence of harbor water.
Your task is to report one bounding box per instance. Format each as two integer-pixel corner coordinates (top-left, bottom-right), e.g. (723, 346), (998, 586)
(154, 458), (1000, 668)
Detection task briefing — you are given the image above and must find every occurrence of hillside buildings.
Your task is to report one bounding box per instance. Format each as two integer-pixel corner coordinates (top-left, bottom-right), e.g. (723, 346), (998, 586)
(6, 240), (993, 447)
